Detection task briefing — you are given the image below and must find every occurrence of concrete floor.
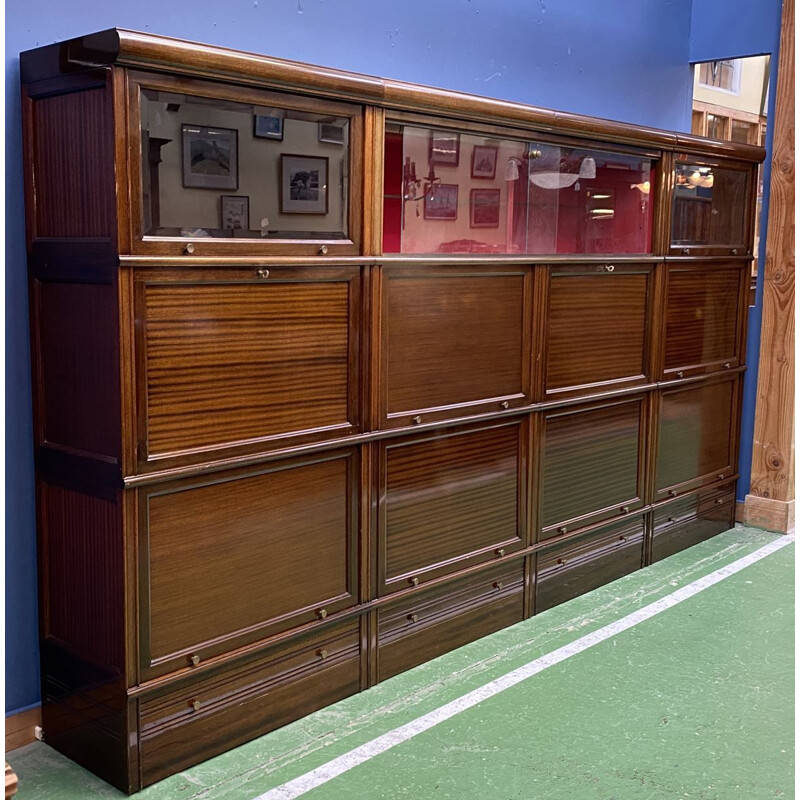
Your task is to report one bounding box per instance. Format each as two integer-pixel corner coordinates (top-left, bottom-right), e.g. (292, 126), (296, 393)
(7, 525), (794, 800)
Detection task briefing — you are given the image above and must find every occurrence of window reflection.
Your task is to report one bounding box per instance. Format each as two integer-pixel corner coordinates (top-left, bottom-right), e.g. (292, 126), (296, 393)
(383, 123), (654, 255)
(140, 89), (349, 240)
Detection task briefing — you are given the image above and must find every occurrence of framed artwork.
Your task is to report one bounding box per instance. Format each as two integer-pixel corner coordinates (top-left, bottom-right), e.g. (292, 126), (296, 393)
(471, 145), (498, 179)
(221, 195), (250, 230)
(280, 154), (329, 214)
(318, 123), (345, 144)
(470, 188), (501, 228)
(429, 130), (460, 167)
(182, 124), (238, 190)
(253, 114), (284, 140)
(424, 184), (459, 220)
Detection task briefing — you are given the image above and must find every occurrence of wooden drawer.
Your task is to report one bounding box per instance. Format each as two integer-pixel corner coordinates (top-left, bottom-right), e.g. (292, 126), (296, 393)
(662, 263), (745, 379)
(538, 396), (645, 539)
(139, 619), (361, 786)
(651, 484), (735, 562)
(377, 562), (524, 681)
(138, 450), (358, 680)
(378, 265), (532, 428)
(378, 420), (527, 596)
(655, 377), (737, 500)
(535, 515), (645, 613)
(135, 265), (361, 470)
(542, 263), (652, 399)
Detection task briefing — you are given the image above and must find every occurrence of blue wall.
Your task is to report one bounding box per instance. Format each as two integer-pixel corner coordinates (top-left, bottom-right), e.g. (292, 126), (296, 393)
(4, 0), (781, 715)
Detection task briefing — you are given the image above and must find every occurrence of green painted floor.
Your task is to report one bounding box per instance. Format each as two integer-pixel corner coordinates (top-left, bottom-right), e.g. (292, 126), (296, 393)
(8, 525), (794, 800)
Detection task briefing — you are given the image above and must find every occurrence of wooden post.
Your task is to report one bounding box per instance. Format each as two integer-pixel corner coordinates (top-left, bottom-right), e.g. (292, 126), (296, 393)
(745, 0), (795, 533)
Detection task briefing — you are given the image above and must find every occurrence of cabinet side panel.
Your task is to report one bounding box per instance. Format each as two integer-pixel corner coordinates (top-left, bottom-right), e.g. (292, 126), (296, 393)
(30, 83), (116, 240)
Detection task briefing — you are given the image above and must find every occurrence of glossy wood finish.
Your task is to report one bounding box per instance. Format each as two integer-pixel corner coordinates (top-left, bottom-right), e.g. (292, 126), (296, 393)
(542, 263), (652, 399)
(535, 515), (645, 613)
(662, 263), (745, 378)
(539, 397), (645, 538)
(655, 377), (737, 499)
(139, 619), (361, 786)
(379, 265), (532, 427)
(378, 421), (526, 595)
(19, 30), (762, 794)
(377, 561), (524, 681)
(651, 483), (735, 562)
(135, 266), (361, 469)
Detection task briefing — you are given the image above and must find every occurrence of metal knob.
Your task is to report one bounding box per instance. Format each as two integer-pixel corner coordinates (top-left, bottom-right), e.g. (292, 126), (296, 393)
(715, 498), (725, 505)
(493, 581), (504, 590)
(667, 516), (675, 523)
(723, 362), (731, 369)
(188, 654), (200, 667)
(189, 699), (201, 712)
(500, 400), (509, 409)
(682, 248), (690, 255)
(407, 613), (419, 623)
(618, 535), (627, 543)
(668, 490), (677, 498)
(409, 576), (419, 587)
(604, 264), (615, 273)
(319, 245), (329, 255)
(184, 243), (195, 255)
(495, 548), (505, 557)
(620, 505), (630, 514)
(676, 371), (684, 379)
(412, 415), (422, 425)
(556, 558), (567, 566)
(717, 473), (725, 481)
(732, 248), (739, 255)
(317, 649), (329, 660)
(557, 526), (567, 535)
(256, 268), (270, 279)
(317, 608), (328, 620)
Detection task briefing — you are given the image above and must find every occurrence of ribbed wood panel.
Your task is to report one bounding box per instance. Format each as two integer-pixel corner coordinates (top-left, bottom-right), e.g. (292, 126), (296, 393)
(32, 87), (115, 238)
(541, 400), (642, 529)
(383, 424), (521, 582)
(144, 454), (355, 669)
(384, 273), (526, 413)
(42, 483), (124, 670)
(664, 267), (740, 370)
(656, 380), (735, 491)
(142, 280), (354, 455)
(546, 272), (648, 391)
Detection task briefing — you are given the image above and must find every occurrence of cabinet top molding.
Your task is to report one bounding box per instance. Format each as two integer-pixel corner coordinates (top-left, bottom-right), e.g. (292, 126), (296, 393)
(21, 28), (764, 162)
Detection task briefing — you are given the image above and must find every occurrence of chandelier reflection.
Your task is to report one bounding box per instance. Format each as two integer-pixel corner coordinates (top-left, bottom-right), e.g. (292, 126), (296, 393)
(402, 157), (441, 216)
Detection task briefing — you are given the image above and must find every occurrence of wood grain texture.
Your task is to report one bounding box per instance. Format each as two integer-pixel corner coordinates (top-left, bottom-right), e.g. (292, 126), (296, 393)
(544, 265), (650, 396)
(743, 494), (795, 533)
(140, 451), (357, 677)
(749, 0), (795, 504)
(663, 264), (743, 376)
(380, 422), (524, 593)
(138, 268), (360, 464)
(535, 515), (645, 613)
(31, 84), (116, 240)
(381, 267), (531, 425)
(5, 707), (42, 752)
(539, 398), (643, 534)
(655, 378), (736, 496)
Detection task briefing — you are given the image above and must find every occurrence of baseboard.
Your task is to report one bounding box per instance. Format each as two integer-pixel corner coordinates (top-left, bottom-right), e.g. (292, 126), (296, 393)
(743, 495), (796, 534)
(735, 501), (746, 523)
(5, 706), (41, 753)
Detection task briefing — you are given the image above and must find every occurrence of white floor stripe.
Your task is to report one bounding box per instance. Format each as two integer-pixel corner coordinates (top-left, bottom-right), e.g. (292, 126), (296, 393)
(256, 533), (794, 800)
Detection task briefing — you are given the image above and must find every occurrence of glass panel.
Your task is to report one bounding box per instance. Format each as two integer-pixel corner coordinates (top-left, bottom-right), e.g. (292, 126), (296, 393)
(383, 123), (654, 255)
(140, 89), (349, 240)
(671, 162), (748, 248)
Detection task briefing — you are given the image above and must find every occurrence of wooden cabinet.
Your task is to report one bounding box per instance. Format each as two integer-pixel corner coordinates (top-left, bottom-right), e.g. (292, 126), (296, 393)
(20, 29), (762, 793)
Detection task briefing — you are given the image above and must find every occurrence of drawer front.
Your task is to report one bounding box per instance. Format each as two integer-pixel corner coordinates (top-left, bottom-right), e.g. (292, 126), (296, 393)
(544, 263), (651, 399)
(136, 266), (360, 469)
(379, 266), (532, 428)
(539, 397), (645, 538)
(663, 263), (744, 379)
(139, 620), (361, 786)
(139, 450), (358, 679)
(655, 377), (737, 499)
(535, 516), (645, 613)
(379, 421), (526, 595)
(377, 562), (524, 681)
(652, 484), (735, 562)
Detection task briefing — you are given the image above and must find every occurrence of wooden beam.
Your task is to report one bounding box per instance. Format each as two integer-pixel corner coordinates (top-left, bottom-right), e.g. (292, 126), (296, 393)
(747, 0), (795, 532)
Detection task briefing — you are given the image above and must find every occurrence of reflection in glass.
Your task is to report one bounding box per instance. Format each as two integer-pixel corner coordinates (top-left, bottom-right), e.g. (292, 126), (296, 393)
(672, 162), (747, 248)
(383, 123), (654, 254)
(140, 89), (349, 239)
